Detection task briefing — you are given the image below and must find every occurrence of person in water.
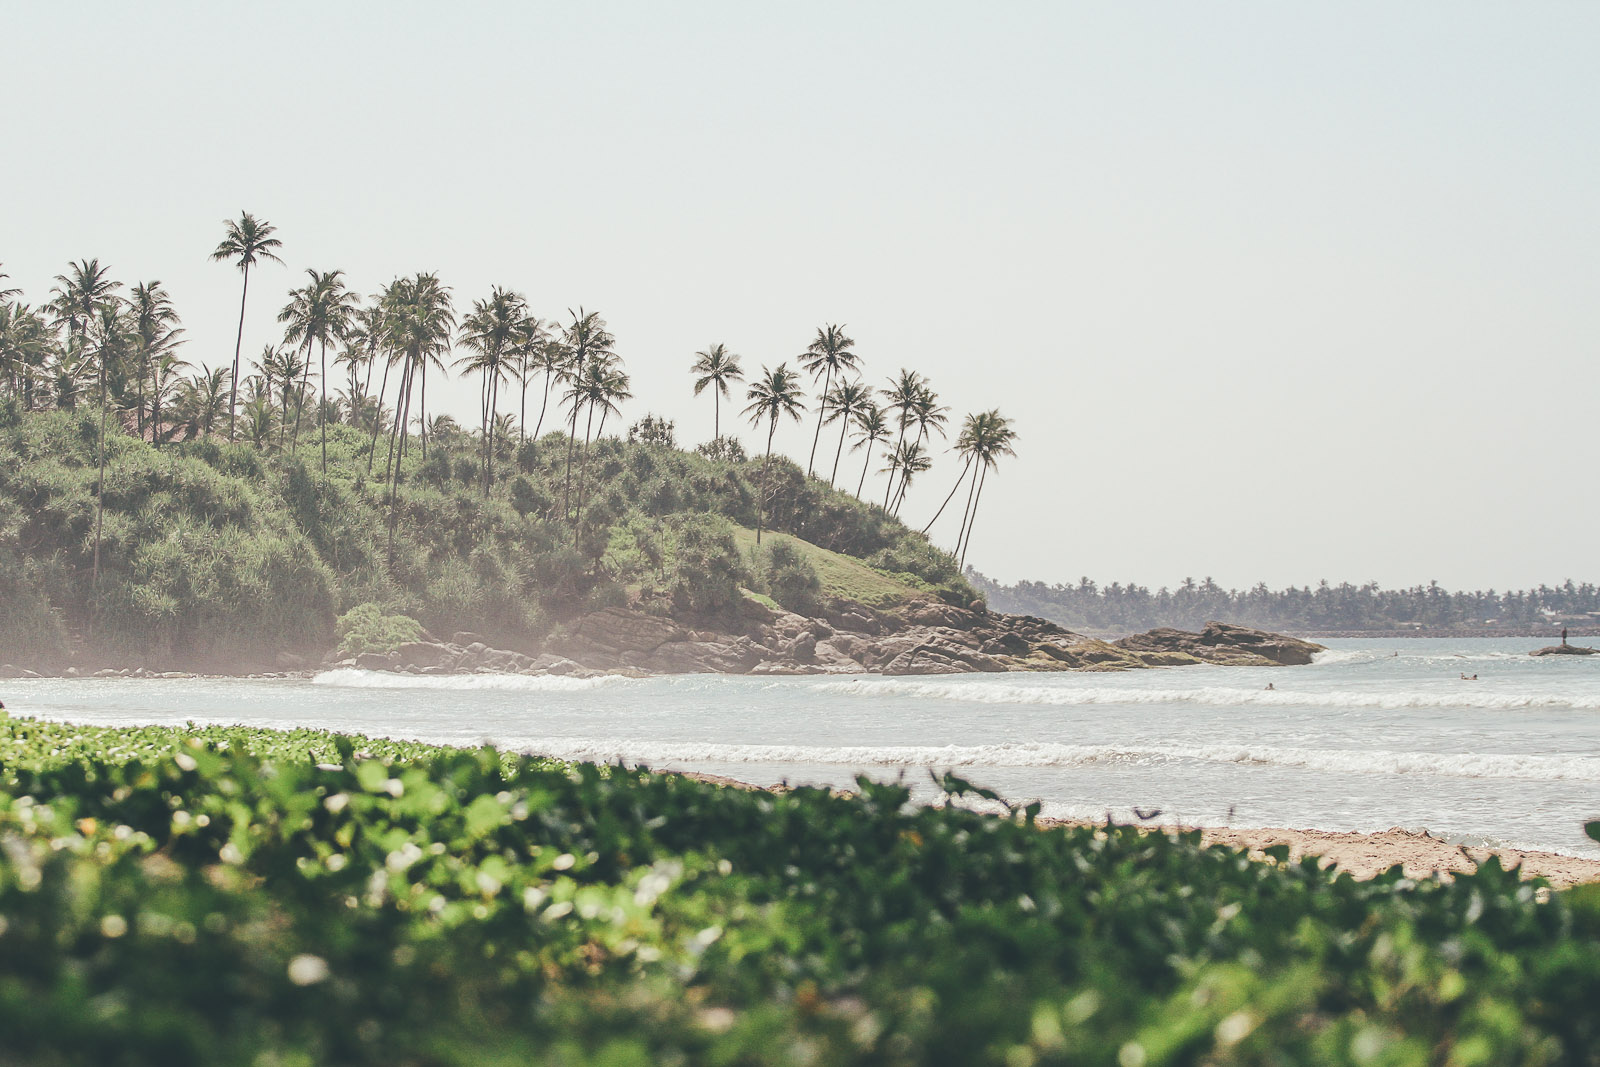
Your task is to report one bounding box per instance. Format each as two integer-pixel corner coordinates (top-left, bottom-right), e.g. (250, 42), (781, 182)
(1264, 682), (1275, 691)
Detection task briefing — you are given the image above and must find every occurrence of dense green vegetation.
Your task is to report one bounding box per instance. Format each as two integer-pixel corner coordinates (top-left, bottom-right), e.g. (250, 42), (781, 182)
(0, 407), (975, 665)
(2, 716), (1599, 1065)
(0, 234), (1018, 664)
(973, 570), (1600, 634)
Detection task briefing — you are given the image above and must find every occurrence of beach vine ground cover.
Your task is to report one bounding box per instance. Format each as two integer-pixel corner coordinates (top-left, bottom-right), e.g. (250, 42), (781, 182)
(1, 716), (1598, 1066)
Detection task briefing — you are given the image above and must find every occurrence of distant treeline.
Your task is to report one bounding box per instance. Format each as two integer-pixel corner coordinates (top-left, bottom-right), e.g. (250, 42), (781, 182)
(969, 572), (1600, 634)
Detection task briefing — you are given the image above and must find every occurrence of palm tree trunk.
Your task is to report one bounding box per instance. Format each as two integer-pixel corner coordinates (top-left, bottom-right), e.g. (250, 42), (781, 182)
(922, 458), (972, 535)
(954, 460), (982, 558)
(563, 401), (580, 525)
(756, 421), (777, 544)
(959, 465), (989, 569)
(535, 366), (552, 438)
(883, 421), (908, 509)
(806, 367), (831, 477)
(713, 387), (720, 440)
(419, 362), (429, 460)
(856, 439), (875, 498)
(830, 410), (850, 486)
(92, 352), (108, 597)
(576, 402), (596, 529)
(518, 353), (529, 448)
(320, 338), (330, 473)
(227, 265), (250, 441)
(367, 356), (392, 473)
(384, 359), (412, 491)
(485, 369), (501, 495)
(290, 336), (314, 452)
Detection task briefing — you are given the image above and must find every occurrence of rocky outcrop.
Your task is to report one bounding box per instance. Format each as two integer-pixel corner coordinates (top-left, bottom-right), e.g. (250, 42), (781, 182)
(1114, 621), (1325, 667)
(1529, 644), (1598, 657)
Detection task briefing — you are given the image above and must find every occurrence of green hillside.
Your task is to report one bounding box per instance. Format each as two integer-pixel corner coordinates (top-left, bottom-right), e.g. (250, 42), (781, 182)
(0, 407), (974, 666)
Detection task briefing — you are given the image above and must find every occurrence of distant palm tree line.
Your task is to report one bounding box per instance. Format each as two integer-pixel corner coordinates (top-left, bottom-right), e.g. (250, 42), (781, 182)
(0, 214), (1017, 559)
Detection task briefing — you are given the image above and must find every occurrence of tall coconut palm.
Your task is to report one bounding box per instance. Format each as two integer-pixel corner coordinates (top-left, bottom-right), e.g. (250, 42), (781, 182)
(378, 273), (455, 494)
(279, 269), (358, 470)
(742, 363), (806, 544)
(922, 412), (976, 535)
(909, 382), (949, 450)
(799, 324), (858, 478)
(0, 303), (55, 409)
(885, 440), (931, 517)
(570, 356), (631, 528)
(878, 368), (924, 509)
(821, 378), (873, 487)
(955, 409), (1018, 568)
(147, 350), (189, 445)
(557, 308), (616, 523)
(49, 259), (121, 349)
(210, 213), (283, 441)
(526, 337), (565, 440)
(510, 315), (550, 448)
(456, 286), (528, 493)
(128, 281), (184, 442)
(691, 342), (744, 440)
(850, 402), (890, 498)
(86, 299), (130, 597)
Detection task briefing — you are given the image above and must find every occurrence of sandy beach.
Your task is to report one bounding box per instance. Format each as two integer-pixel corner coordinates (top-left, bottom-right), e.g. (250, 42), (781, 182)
(1040, 818), (1600, 889)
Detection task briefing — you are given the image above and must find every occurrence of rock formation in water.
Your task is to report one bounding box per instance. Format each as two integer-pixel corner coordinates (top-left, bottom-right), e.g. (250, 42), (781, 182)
(318, 603), (1323, 679)
(1528, 644), (1598, 657)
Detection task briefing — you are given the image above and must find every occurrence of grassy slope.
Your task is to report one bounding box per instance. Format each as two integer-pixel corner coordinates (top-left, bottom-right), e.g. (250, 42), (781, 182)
(731, 525), (932, 611)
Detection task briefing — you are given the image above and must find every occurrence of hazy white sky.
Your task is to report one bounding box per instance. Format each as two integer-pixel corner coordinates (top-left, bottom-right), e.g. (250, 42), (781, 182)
(3, 3), (1595, 591)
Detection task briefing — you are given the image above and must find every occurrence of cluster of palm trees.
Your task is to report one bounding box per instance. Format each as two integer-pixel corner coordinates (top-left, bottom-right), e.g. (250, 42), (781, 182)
(1, 210), (1018, 564)
(689, 326), (1016, 553)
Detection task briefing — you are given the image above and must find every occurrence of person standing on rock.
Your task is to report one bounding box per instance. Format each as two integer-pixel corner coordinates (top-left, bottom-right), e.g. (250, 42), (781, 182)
(1562, 627), (1568, 646)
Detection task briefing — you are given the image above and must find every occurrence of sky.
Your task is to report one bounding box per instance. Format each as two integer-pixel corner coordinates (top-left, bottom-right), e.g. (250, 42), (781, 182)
(2, 3), (1596, 592)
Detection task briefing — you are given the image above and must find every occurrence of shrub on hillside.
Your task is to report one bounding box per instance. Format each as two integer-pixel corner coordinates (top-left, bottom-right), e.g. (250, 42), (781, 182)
(669, 515), (749, 616)
(334, 603), (423, 656)
(756, 539), (823, 617)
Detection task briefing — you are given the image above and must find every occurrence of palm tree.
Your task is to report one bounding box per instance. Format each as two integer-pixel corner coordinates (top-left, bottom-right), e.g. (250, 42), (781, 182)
(127, 282), (185, 442)
(148, 351), (189, 445)
(510, 315), (550, 447)
(850, 402), (890, 498)
(456, 286), (527, 493)
(879, 368), (924, 509)
(526, 337), (564, 440)
(561, 353), (631, 528)
(742, 363), (806, 544)
(909, 382), (949, 450)
(0, 303), (55, 409)
(86, 299), (130, 597)
(0, 263), (19, 303)
(175, 366), (229, 439)
(885, 440), (931, 517)
(821, 378), (873, 487)
(49, 259), (121, 347)
(558, 308), (616, 523)
(279, 269), (358, 470)
(257, 345), (306, 448)
(691, 342), (744, 440)
(378, 273), (455, 492)
(799, 324), (858, 477)
(210, 213), (283, 441)
(954, 409), (1018, 568)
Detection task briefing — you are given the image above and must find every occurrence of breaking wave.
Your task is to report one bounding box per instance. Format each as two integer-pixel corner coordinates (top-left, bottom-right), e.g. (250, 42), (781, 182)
(310, 669), (637, 692)
(806, 678), (1600, 711)
(520, 737), (1600, 782)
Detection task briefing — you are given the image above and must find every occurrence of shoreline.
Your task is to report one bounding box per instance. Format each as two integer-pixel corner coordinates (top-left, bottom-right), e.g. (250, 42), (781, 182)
(680, 772), (1600, 888)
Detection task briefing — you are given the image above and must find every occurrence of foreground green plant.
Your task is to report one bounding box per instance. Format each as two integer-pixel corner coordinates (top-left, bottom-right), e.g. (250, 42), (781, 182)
(1, 716), (1598, 1066)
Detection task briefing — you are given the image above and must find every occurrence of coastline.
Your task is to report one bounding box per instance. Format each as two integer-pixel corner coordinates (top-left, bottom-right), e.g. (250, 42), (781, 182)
(680, 772), (1600, 888)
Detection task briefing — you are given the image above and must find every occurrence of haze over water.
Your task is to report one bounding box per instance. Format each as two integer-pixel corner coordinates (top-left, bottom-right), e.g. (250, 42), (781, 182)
(10, 637), (1598, 859)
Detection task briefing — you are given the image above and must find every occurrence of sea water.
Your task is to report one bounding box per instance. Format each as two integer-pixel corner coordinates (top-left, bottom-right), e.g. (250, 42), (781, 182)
(6, 637), (1598, 858)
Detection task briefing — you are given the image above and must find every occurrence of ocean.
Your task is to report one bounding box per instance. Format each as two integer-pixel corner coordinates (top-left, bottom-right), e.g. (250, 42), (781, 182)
(6, 637), (1598, 858)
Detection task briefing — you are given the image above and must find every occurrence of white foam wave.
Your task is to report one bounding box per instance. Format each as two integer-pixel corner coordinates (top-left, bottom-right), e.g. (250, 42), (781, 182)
(310, 669), (637, 692)
(807, 678), (1600, 711)
(520, 737), (1600, 782)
